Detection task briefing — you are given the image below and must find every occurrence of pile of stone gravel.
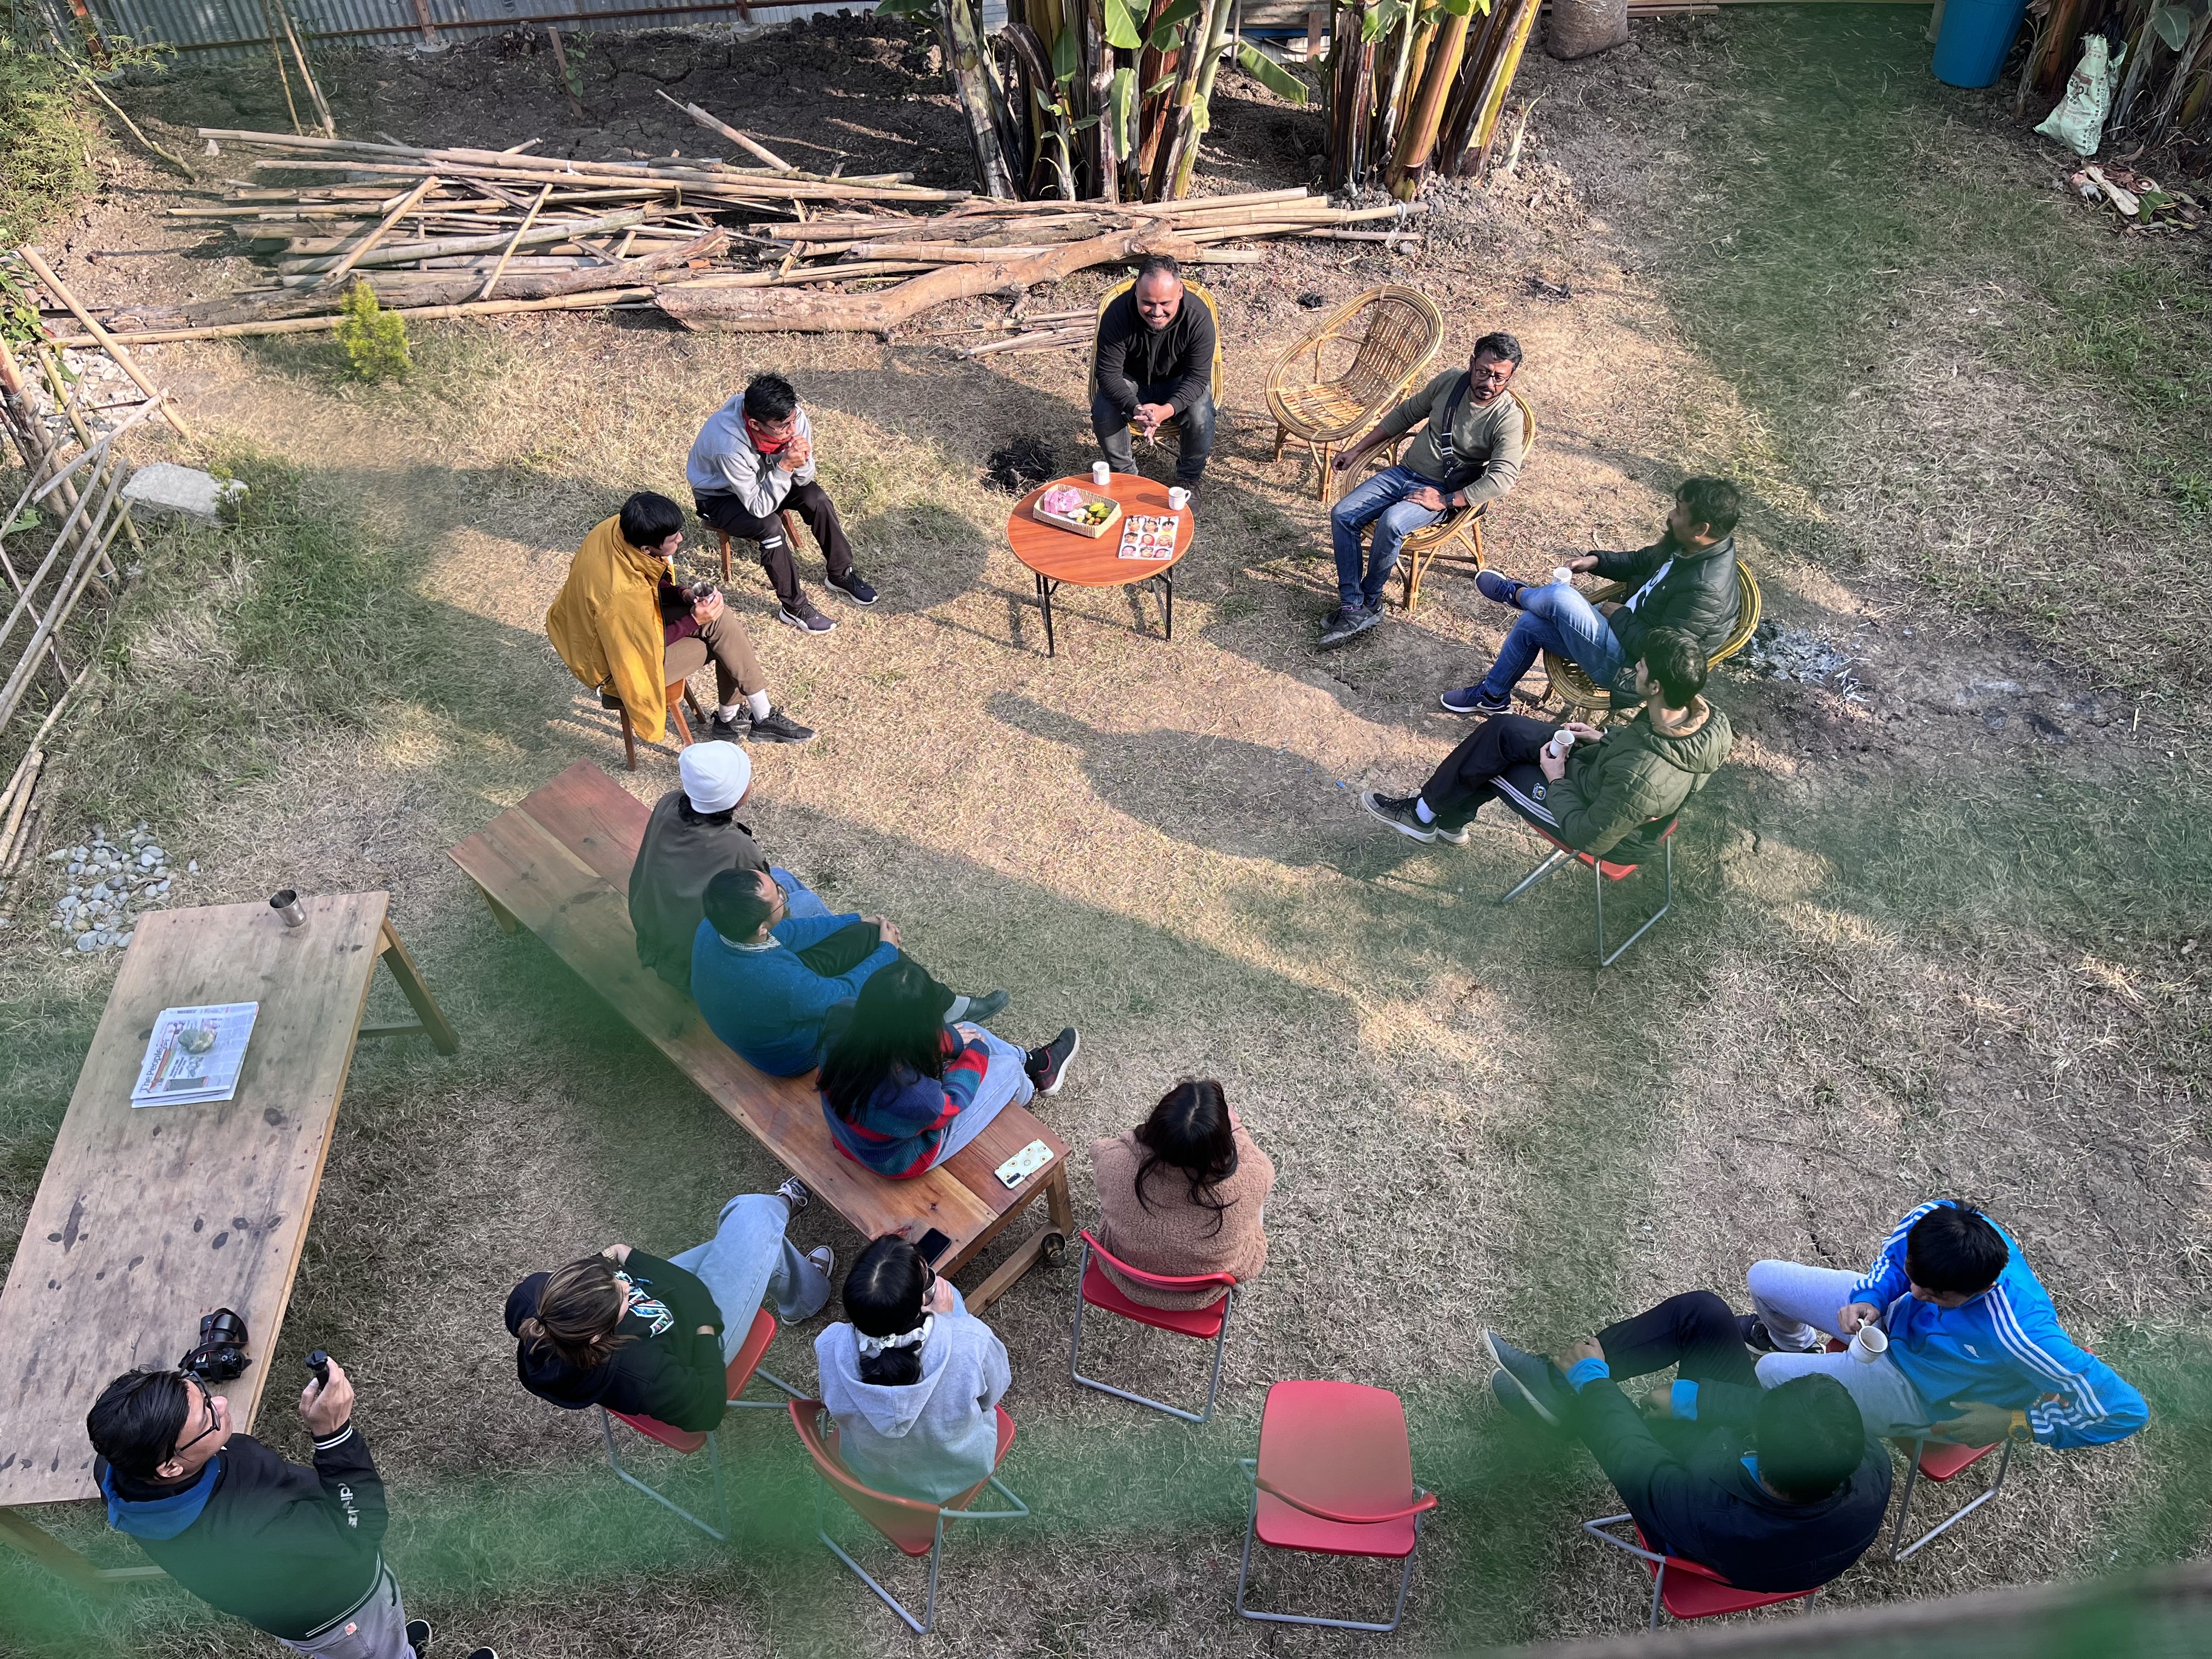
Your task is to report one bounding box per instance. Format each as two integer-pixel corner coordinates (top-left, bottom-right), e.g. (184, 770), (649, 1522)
(44, 823), (195, 953)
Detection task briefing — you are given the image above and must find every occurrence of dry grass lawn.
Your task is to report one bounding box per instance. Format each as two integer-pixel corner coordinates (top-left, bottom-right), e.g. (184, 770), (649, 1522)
(2, 9), (2208, 1657)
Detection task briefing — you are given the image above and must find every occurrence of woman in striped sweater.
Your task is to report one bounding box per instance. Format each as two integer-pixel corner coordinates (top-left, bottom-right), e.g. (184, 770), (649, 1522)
(817, 960), (1080, 1179)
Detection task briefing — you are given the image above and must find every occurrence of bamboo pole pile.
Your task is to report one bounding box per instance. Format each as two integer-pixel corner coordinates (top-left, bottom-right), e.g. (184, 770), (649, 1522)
(53, 128), (1423, 345)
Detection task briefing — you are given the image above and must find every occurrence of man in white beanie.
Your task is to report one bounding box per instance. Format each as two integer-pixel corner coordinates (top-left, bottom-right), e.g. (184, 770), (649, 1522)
(629, 744), (1005, 1024)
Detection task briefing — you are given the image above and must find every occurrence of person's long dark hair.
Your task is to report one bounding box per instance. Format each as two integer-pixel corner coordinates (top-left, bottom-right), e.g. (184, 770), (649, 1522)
(819, 960), (947, 1125)
(1132, 1079), (1239, 1237)
(844, 1235), (932, 1386)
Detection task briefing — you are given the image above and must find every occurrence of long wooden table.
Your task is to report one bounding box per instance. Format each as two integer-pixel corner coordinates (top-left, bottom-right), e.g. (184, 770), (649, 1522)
(445, 761), (1074, 1306)
(0, 893), (456, 1589)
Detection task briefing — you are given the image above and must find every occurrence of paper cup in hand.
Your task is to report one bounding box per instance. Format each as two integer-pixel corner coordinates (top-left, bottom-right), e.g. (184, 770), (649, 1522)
(1551, 566), (1575, 584)
(1848, 1323), (1888, 1363)
(1548, 728), (1577, 759)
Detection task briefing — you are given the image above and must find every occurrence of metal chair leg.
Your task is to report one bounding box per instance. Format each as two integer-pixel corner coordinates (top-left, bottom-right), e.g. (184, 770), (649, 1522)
(1596, 835), (1673, 968)
(599, 1410), (726, 1542)
(1499, 846), (1572, 905)
(1233, 1461), (1425, 1633)
(725, 1364), (806, 1409)
(1892, 1439), (2015, 1561)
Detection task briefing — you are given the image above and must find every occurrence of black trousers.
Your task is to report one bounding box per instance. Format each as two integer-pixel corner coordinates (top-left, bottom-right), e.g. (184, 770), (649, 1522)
(1420, 713), (1555, 830)
(696, 482), (854, 608)
(1594, 1290), (1758, 1468)
(796, 924), (956, 1017)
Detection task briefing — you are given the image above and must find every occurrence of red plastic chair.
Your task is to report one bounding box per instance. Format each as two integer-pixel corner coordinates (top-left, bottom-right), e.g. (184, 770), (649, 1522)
(1582, 1516), (1824, 1628)
(1069, 1229), (1238, 1424)
(787, 1398), (1028, 1634)
(599, 1305), (801, 1541)
(1495, 788), (1679, 967)
(1234, 1380), (1438, 1633)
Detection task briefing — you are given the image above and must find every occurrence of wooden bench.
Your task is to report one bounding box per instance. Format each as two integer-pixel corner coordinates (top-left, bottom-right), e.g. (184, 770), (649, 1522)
(446, 761), (1074, 1313)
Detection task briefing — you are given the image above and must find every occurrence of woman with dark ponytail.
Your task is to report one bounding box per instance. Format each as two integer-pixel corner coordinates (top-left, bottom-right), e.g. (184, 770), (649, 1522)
(815, 1235), (1009, 1502)
(1089, 1080), (1274, 1311)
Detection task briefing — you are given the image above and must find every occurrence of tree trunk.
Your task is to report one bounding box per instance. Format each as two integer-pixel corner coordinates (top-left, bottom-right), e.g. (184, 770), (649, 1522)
(1132, 0), (1184, 195)
(1385, 5), (1470, 196)
(1437, 0), (1537, 177)
(1084, 0), (1119, 201)
(655, 222), (1199, 334)
(1326, 2), (1378, 190)
(940, 0), (1018, 198)
(1153, 0), (1230, 199)
(1374, 0), (1422, 162)
(1434, 0), (1507, 172)
(1168, 0), (1239, 198)
(1466, 0), (1542, 173)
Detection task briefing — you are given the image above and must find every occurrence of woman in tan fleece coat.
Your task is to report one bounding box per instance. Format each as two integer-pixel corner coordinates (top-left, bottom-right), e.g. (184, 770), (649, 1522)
(1089, 1080), (1274, 1311)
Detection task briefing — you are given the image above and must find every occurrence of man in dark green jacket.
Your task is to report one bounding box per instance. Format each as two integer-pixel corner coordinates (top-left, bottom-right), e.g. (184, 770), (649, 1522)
(1363, 628), (1731, 854)
(1442, 476), (1742, 714)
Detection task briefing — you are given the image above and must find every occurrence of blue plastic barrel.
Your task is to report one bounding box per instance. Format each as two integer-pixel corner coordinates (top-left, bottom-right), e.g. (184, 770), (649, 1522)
(1931, 0), (2029, 87)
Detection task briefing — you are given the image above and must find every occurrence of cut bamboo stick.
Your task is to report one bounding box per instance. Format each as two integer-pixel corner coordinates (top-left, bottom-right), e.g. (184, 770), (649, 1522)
(18, 249), (197, 444)
(313, 174), (441, 289)
(655, 89), (795, 171)
(478, 182), (550, 300)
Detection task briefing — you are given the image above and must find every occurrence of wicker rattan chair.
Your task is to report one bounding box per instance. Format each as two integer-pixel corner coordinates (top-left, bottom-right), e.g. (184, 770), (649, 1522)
(1265, 286), (1444, 504)
(1538, 562), (1762, 721)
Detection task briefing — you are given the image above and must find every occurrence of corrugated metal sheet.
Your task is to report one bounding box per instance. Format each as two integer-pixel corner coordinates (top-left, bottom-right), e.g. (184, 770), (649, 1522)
(86, 0), (876, 61)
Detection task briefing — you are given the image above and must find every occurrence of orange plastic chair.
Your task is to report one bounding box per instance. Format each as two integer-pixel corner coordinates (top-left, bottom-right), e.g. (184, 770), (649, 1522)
(1069, 1228), (1238, 1424)
(599, 1306), (800, 1540)
(1582, 1515), (1825, 1628)
(788, 1398), (1028, 1634)
(1234, 1380), (1438, 1633)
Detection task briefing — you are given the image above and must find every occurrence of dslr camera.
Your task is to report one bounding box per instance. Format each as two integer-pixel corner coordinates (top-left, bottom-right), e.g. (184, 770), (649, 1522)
(179, 1308), (252, 1385)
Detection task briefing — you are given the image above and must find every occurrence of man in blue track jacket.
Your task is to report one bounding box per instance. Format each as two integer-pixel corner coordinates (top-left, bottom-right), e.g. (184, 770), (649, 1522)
(1742, 1199), (2147, 1451)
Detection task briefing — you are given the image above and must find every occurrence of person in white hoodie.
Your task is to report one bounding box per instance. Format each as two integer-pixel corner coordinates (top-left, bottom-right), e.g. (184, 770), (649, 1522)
(686, 372), (877, 635)
(814, 1235), (1010, 1504)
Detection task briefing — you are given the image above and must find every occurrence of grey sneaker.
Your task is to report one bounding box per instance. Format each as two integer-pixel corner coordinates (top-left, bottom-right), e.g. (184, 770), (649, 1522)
(777, 600), (838, 634)
(1485, 1331), (1572, 1428)
(749, 707), (816, 744)
(1432, 818), (1471, 846)
(1361, 791), (1436, 843)
(1318, 605), (1381, 650)
(805, 1244), (835, 1278)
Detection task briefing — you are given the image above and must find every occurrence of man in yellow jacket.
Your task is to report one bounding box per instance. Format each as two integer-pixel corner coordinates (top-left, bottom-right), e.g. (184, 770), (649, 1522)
(547, 493), (814, 748)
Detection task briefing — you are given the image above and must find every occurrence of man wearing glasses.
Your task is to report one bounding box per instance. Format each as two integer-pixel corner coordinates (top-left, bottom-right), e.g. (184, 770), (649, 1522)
(86, 1359), (493, 1659)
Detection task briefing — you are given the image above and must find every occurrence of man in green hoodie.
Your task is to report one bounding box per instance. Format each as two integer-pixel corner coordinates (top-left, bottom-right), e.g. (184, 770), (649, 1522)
(1361, 627), (1731, 853)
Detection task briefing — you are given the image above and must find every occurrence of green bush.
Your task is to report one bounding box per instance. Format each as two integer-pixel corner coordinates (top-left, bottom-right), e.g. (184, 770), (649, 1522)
(334, 279), (412, 381)
(0, 39), (93, 246)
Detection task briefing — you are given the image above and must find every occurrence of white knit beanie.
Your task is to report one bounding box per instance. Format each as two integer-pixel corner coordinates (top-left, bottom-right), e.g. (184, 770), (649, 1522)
(679, 742), (751, 814)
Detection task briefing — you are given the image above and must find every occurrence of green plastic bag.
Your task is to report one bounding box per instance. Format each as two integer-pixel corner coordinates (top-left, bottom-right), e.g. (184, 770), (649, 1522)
(2035, 36), (2125, 159)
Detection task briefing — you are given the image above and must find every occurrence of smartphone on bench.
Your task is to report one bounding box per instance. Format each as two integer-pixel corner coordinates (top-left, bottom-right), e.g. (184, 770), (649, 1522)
(914, 1227), (951, 1264)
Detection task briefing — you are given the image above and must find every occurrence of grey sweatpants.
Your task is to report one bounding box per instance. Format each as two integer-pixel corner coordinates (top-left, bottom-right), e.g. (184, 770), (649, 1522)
(277, 1565), (409, 1659)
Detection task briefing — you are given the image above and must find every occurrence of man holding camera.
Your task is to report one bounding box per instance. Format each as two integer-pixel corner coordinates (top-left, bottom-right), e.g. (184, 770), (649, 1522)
(86, 1356), (490, 1659)
(547, 490), (815, 749)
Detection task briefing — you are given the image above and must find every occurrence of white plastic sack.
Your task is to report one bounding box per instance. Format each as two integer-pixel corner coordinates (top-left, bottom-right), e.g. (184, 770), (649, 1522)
(2035, 36), (2125, 158)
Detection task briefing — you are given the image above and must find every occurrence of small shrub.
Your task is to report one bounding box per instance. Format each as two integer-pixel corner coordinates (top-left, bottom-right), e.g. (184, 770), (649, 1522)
(333, 280), (411, 381)
(0, 39), (93, 246)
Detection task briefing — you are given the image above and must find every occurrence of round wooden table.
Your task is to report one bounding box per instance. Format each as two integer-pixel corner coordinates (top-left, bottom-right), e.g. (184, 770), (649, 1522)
(1006, 474), (1195, 658)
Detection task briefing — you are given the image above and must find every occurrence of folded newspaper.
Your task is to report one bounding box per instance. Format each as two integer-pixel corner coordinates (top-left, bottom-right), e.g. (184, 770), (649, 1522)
(131, 1002), (259, 1107)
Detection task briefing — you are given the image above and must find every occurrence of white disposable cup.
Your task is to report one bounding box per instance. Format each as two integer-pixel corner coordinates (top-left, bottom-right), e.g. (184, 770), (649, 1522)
(1092, 461), (1111, 488)
(1848, 1323), (1889, 1363)
(1167, 487), (1190, 511)
(1551, 566), (1575, 584)
(1548, 728), (1576, 759)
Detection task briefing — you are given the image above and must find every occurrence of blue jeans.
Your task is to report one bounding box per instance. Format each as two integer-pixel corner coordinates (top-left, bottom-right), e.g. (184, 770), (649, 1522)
(1475, 582), (1632, 702)
(932, 1025), (1037, 1165)
(1331, 465), (1442, 610)
(771, 867), (832, 921)
(670, 1192), (833, 1336)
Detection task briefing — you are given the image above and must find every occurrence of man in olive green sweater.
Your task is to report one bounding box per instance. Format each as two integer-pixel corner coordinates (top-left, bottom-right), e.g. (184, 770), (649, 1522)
(1319, 332), (1532, 648)
(1360, 628), (1732, 855)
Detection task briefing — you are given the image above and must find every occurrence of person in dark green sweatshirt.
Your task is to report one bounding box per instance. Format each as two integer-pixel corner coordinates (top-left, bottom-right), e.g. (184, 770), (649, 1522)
(1362, 628), (1732, 854)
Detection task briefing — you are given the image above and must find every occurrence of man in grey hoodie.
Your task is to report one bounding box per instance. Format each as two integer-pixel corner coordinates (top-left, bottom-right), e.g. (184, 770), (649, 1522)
(687, 372), (877, 635)
(815, 1237), (1011, 1504)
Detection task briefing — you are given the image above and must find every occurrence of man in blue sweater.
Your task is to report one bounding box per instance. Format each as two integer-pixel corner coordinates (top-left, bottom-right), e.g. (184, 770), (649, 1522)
(1742, 1199), (2148, 1451)
(691, 866), (999, 1077)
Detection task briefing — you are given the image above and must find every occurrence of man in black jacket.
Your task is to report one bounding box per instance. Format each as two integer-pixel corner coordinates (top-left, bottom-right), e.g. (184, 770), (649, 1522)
(1485, 1292), (1891, 1595)
(87, 1359), (494, 1659)
(1442, 476), (1744, 715)
(1091, 255), (1216, 494)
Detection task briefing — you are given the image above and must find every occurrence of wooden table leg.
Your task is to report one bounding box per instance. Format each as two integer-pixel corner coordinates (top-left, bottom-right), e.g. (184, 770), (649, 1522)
(376, 919), (460, 1054)
(476, 883), (521, 935)
(0, 1507), (163, 1592)
(966, 1168), (1075, 1319)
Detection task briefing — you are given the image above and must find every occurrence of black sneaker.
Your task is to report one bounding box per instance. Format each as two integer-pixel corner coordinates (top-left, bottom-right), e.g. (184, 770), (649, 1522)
(1440, 685), (1512, 716)
(1432, 817), (1471, 847)
(405, 1621), (432, 1658)
(1318, 605), (1381, 650)
(465, 1651), (498, 1659)
(957, 989), (1009, 1023)
(706, 712), (749, 743)
(775, 1176), (811, 1216)
(1360, 790), (1437, 843)
(1738, 1314), (1819, 1355)
(1025, 1028), (1080, 1096)
(777, 600), (838, 634)
(748, 707), (816, 744)
(827, 571), (878, 606)
(1485, 1332), (1572, 1427)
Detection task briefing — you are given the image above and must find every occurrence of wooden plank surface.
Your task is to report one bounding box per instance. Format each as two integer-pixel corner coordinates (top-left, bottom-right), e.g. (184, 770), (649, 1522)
(0, 894), (388, 1509)
(447, 763), (1067, 1274)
